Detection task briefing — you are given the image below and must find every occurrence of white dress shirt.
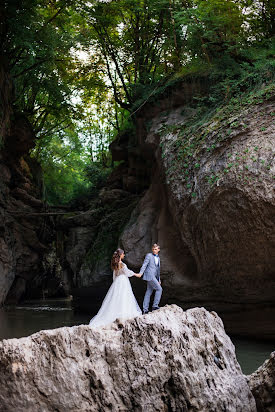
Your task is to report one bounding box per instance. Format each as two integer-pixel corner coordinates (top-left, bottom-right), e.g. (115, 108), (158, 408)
(154, 254), (159, 266)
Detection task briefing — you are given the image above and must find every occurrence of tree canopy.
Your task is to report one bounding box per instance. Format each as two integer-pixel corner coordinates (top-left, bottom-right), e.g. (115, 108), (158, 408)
(0, 0), (274, 204)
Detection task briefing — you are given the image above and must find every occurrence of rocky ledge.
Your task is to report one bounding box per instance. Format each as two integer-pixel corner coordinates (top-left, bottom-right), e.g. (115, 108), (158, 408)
(0, 305), (257, 412)
(249, 351), (275, 412)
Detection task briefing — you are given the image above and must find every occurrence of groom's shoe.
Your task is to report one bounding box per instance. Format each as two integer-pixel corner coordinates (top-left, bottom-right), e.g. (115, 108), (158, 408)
(152, 306), (160, 311)
(143, 309), (149, 315)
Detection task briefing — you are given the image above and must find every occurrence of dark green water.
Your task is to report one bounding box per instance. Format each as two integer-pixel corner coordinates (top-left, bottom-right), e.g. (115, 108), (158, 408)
(0, 298), (273, 375)
(0, 298), (89, 341)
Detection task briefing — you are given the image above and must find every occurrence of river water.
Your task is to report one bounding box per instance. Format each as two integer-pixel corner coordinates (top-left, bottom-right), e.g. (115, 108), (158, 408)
(0, 298), (273, 375)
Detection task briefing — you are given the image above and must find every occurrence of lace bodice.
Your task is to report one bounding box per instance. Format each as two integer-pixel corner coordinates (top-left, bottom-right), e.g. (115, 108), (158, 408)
(113, 262), (135, 281)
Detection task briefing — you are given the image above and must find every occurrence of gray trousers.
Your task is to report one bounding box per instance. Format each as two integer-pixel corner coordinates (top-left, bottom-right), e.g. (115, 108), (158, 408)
(143, 277), (162, 311)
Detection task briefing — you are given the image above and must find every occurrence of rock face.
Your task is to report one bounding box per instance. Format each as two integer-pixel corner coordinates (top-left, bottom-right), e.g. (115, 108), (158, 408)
(0, 114), (53, 305)
(0, 113), (77, 304)
(117, 84), (275, 339)
(0, 111), (142, 306)
(248, 351), (275, 412)
(56, 190), (141, 312)
(70, 81), (275, 339)
(0, 305), (256, 412)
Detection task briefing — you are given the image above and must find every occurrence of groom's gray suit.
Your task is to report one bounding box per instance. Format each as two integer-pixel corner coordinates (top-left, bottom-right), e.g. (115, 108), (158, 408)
(140, 253), (162, 311)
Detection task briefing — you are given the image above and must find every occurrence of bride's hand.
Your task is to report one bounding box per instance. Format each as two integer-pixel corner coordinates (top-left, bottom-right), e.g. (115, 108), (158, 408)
(135, 273), (142, 278)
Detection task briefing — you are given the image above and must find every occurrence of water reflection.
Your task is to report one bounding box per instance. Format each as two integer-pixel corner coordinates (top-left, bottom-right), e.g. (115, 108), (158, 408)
(0, 298), (90, 340)
(232, 336), (274, 375)
(0, 298), (273, 375)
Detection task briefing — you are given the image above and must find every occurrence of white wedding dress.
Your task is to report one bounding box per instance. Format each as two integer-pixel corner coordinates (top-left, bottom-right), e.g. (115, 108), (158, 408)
(89, 262), (142, 328)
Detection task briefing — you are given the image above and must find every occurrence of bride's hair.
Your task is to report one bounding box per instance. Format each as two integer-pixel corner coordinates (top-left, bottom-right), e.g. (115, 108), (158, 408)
(111, 248), (124, 270)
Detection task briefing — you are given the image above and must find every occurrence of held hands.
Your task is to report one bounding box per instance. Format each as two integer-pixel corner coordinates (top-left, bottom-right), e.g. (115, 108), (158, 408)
(135, 273), (142, 278)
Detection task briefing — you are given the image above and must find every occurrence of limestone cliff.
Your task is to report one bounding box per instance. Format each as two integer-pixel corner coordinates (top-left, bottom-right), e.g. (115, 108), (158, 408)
(0, 114), (56, 305)
(118, 83), (275, 339)
(0, 305), (257, 412)
(71, 80), (275, 339)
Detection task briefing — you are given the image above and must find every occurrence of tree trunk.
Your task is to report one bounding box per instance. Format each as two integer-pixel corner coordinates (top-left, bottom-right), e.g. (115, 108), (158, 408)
(0, 54), (14, 142)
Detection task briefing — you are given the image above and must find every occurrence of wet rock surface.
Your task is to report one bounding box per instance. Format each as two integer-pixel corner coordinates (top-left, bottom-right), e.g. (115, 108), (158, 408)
(0, 305), (256, 412)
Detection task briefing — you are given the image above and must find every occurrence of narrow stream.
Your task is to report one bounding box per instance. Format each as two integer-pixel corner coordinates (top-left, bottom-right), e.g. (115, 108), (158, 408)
(0, 298), (273, 375)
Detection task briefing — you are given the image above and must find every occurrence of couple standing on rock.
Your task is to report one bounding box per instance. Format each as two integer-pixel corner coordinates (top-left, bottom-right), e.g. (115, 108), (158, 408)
(89, 244), (162, 328)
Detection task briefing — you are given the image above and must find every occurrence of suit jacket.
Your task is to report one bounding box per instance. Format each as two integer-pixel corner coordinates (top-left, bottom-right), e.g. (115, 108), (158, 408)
(140, 253), (160, 281)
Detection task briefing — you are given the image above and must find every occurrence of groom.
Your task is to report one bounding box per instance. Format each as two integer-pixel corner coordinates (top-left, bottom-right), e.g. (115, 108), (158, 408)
(139, 243), (162, 314)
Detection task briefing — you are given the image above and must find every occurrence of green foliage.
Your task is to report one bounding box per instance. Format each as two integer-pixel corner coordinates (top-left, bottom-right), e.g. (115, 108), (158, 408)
(175, 0), (245, 65)
(32, 129), (90, 205)
(32, 126), (112, 206)
(2, 0), (274, 207)
(84, 163), (112, 192)
(2, 0), (83, 137)
(80, 0), (184, 107)
(84, 196), (139, 270)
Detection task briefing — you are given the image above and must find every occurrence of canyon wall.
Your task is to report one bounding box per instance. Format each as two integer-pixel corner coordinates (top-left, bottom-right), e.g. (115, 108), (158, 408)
(118, 85), (275, 338)
(70, 81), (275, 338)
(0, 114), (64, 305)
(1, 79), (274, 342)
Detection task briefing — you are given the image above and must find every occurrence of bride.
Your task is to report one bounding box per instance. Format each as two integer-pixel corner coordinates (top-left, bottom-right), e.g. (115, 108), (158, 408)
(89, 248), (142, 328)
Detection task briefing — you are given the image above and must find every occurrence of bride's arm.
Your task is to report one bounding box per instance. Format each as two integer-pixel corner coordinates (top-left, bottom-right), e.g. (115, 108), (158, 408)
(123, 264), (141, 278)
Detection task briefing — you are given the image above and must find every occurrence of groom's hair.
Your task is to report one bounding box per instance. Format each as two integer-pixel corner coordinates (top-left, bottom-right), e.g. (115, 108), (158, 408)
(152, 243), (160, 248)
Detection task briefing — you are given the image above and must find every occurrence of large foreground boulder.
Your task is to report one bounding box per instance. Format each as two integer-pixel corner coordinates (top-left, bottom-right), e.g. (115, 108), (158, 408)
(248, 351), (275, 412)
(0, 305), (256, 412)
